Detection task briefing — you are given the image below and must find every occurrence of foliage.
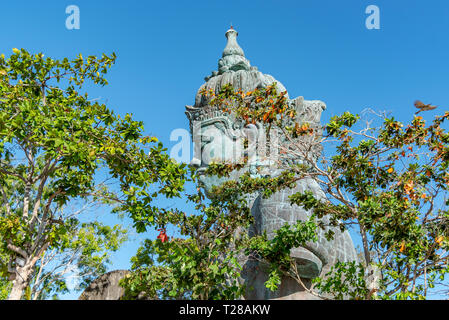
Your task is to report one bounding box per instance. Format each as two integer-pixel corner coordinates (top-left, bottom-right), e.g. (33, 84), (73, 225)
(28, 218), (127, 300)
(121, 170), (249, 300)
(184, 83), (449, 300)
(0, 48), (187, 299)
(0, 278), (11, 300)
(0, 250), (11, 299)
(312, 261), (370, 300)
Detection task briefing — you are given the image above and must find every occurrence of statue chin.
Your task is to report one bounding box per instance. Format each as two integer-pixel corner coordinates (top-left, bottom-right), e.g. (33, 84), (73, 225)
(198, 168), (246, 198)
(198, 173), (228, 197)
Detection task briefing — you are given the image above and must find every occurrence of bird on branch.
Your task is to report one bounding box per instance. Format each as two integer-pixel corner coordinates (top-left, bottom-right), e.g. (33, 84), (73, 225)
(414, 100), (437, 114)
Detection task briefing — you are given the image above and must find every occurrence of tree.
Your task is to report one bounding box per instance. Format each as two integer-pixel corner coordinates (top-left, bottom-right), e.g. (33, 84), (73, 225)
(0, 49), (187, 299)
(202, 84), (449, 299)
(120, 169), (249, 299)
(26, 204), (128, 300)
(123, 83), (449, 300)
(0, 201), (128, 300)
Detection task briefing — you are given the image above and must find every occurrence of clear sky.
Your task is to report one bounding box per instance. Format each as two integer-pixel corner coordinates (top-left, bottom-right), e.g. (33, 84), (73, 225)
(1, 0), (448, 299)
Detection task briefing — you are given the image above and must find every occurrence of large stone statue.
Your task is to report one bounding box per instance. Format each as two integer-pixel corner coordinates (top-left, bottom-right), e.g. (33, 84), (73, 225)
(185, 27), (358, 300)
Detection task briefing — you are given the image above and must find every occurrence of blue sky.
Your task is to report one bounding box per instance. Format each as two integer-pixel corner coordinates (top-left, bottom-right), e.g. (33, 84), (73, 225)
(1, 0), (449, 299)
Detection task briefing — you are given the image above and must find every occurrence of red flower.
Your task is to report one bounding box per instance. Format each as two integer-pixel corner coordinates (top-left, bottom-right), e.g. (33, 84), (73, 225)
(157, 228), (168, 243)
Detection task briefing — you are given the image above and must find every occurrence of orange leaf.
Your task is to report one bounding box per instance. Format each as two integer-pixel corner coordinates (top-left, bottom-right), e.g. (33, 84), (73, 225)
(263, 113), (269, 122)
(404, 180), (414, 193)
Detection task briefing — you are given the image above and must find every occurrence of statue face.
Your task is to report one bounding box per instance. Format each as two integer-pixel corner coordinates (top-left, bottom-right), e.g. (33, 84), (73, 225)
(191, 118), (247, 194)
(190, 117), (284, 195)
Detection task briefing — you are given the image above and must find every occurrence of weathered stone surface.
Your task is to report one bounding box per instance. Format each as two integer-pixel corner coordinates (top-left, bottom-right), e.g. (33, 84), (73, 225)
(78, 270), (129, 300)
(186, 28), (359, 300)
(243, 260), (321, 300)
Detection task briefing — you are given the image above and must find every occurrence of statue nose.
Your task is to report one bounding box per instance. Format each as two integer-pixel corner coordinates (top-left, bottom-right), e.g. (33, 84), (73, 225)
(190, 157), (201, 168)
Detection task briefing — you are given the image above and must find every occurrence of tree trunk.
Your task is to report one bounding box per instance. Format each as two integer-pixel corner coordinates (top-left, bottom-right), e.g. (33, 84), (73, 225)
(7, 265), (32, 300)
(8, 281), (26, 300)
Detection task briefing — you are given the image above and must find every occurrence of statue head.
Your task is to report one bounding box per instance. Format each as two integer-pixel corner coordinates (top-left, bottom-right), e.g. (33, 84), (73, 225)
(186, 95), (327, 195)
(186, 27), (302, 194)
(186, 103), (267, 195)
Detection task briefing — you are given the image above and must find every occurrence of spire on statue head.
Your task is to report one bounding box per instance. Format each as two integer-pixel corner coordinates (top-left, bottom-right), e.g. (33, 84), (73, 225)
(223, 26), (243, 57)
(203, 26), (255, 80)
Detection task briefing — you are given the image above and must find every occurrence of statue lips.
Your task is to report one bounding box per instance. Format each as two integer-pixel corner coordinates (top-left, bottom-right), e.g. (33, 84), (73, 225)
(195, 167), (234, 198)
